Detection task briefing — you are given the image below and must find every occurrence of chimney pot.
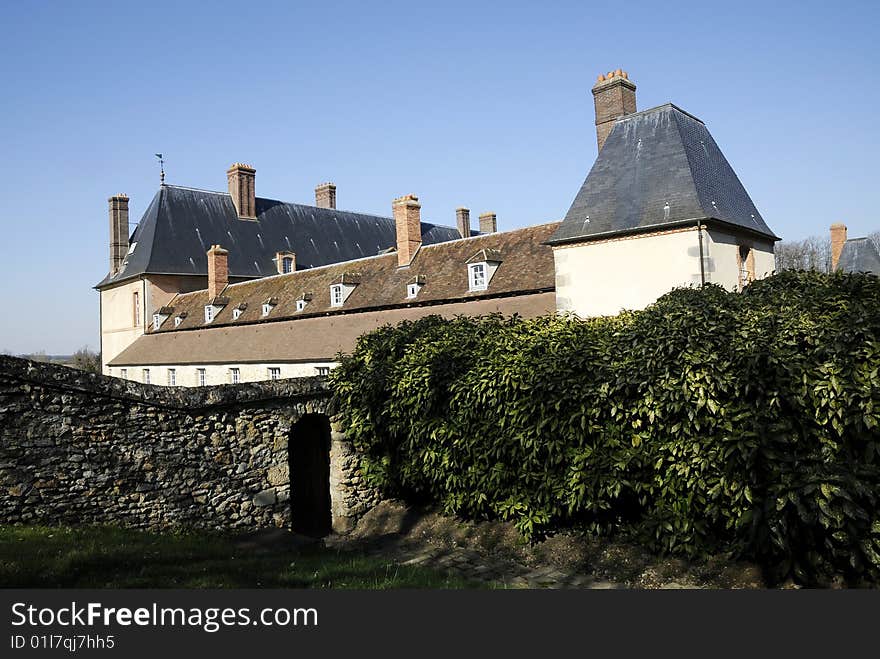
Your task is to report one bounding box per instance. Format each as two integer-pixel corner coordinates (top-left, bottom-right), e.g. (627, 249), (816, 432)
(592, 69), (637, 152)
(830, 222), (848, 271)
(108, 193), (130, 274)
(456, 207), (471, 239)
(392, 194), (422, 266)
(315, 182), (337, 209)
(479, 212), (497, 234)
(227, 163), (256, 219)
(207, 244), (229, 299)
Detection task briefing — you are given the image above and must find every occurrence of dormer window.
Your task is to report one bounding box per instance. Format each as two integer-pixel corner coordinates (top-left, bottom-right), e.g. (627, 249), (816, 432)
(204, 297), (228, 324)
(233, 308), (242, 320)
(330, 284), (344, 307)
(174, 315), (185, 328)
(296, 299), (307, 312)
(152, 306), (173, 330)
(261, 297), (278, 317)
(468, 263), (487, 291)
(275, 251), (296, 275)
(329, 274), (360, 308)
(406, 274), (426, 299)
(466, 249), (503, 292)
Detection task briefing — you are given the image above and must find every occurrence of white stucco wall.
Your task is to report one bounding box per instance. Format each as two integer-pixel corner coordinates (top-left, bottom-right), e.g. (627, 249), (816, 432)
(108, 362), (336, 386)
(100, 279), (146, 374)
(553, 226), (776, 317)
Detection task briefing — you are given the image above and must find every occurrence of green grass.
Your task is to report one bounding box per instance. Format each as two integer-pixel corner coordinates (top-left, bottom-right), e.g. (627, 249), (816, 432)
(0, 525), (483, 589)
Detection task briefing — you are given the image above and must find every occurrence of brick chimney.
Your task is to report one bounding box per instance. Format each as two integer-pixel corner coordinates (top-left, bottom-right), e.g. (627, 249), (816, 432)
(830, 223), (848, 271)
(108, 193), (130, 274)
(227, 163), (256, 219)
(315, 182), (336, 209)
(592, 69), (636, 152)
(479, 212), (497, 234)
(207, 244), (229, 299)
(456, 207), (471, 238)
(392, 194), (422, 266)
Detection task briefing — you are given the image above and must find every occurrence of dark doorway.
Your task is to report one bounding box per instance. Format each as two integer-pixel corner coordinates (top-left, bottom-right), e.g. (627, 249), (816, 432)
(289, 414), (332, 537)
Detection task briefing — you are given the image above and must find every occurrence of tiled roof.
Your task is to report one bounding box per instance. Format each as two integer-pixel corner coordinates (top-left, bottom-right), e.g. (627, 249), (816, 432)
(108, 292), (556, 366)
(96, 185), (465, 288)
(548, 104), (778, 245)
(148, 222), (559, 334)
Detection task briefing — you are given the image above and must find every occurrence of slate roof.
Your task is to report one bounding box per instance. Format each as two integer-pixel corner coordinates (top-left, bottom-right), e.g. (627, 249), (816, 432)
(837, 238), (880, 274)
(548, 104), (778, 245)
(143, 222), (559, 334)
(96, 185), (465, 288)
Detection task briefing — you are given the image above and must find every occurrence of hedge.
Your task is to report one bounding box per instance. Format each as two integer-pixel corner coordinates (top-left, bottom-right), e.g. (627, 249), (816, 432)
(329, 271), (880, 585)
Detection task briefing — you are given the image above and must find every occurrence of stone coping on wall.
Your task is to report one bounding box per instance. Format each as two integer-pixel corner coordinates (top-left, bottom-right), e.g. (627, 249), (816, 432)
(0, 355), (330, 411)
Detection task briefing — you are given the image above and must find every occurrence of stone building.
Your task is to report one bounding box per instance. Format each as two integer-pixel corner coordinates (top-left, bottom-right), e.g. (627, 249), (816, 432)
(99, 70), (779, 385)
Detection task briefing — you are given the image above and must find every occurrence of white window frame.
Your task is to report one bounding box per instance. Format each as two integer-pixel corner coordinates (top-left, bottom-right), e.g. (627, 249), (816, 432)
(120, 368), (127, 379)
(282, 257), (294, 274)
(230, 368), (240, 384)
(268, 367), (281, 381)
(167, 368), (176, 386)
(175, 316), (183, 327)
(142, 368), (150, 384)
(406, 283), (420, 299)
(197, 368), (206, 387)
(316, 366), (331, 376)
(468, 263), (487, 291)
(296, 299), (307, 312)
(233, 308), (242, 320)
(153, 313), (161, 329)
(204, 305), (215, 323)
(330, 284), (344, 307)
(262, 303), (273, 317)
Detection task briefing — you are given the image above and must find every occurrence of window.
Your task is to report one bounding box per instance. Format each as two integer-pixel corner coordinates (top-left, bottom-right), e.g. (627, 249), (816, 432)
(197, 368), (206, 386)
(175, 316), (183, 327)
(230, 368), (240, 384)
(233, 308), (242, 320)
(296, 299), (307, 312)
(282, 257), (294, 274)
(262, 303), (272, 317)
(142, 368), (150, 384)
(406, 283), (420, 299)
(330, 284), (344, 307)
(738, 245), (755, 289)
(167, 368), (176, 386)
(204, 305), (215, 323)
(316, 366), (331, 376)
(133, 291), (140, 326)
(268, 367), (281, 381)
(120, 368), (127, 379)
(468, 263), (487, 291)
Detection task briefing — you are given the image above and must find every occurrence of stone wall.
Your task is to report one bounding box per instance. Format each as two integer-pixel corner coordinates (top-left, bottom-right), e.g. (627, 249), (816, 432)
(0, 355), (378, 534)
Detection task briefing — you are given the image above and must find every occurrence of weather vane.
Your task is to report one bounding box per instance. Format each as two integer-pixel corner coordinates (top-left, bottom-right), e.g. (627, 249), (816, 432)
(155, 153), (165, 184)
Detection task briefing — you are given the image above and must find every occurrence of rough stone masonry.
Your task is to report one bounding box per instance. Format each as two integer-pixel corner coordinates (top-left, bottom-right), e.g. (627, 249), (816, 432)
(0, 355), (378, 533)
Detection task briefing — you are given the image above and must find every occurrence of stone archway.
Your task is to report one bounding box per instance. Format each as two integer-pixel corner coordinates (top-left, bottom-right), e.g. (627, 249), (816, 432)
(289, 413), (332, 537)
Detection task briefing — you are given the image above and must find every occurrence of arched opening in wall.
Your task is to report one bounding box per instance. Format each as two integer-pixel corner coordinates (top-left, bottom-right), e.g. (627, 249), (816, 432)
(289, 414), (332, 537)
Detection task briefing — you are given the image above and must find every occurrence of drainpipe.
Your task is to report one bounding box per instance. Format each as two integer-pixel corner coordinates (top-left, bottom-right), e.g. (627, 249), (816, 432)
(697, 219), (706, 287)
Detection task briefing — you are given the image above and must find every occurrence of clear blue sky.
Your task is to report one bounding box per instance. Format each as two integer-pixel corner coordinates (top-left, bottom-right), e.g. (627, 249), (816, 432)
(1, 0), (877, 354)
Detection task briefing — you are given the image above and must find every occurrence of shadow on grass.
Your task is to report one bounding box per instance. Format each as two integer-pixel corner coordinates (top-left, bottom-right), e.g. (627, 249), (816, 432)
(0, 525), (484, 589)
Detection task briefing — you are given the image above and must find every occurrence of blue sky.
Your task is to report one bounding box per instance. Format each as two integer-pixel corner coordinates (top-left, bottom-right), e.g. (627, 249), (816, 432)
(1, 0), (878, 354)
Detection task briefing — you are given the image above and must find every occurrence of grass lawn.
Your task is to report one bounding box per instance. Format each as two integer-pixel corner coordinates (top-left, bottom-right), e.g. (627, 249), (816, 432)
(0, 525), (483, 589)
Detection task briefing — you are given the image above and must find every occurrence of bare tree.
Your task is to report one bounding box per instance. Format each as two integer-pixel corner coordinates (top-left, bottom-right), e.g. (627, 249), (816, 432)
(775, 234), (832, 273)
(71, 346), (101, 374)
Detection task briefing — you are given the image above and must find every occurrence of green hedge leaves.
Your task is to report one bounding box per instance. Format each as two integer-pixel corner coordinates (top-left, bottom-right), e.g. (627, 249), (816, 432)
(330, 271), (880, 585)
